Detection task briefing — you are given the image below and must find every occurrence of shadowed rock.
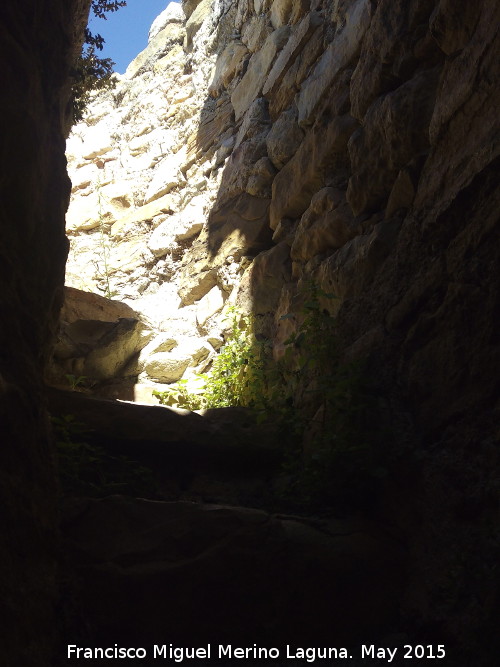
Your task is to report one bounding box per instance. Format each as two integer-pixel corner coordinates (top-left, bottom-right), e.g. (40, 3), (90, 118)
(62, 495), (405, 647)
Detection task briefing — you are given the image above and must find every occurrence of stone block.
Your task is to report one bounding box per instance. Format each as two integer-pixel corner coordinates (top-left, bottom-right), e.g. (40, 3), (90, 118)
(208, 42), (249, 97)
(266, 108), (304, 169)
(197, 286), (225, 326)
(184, 0), (211, 50)
(110, 194), (176, 238)
(263, 11), (323, 98)
(179, 194), (272, 305)
(347, 69), (438, 216)
(231, 26), (291, 121)
(241, 15), (273, 53)
(144, 351), (191, 383)
(291, 189), (362, 261)
(143, 148), (188, 204)
(270, 113), (358, 229)
(148, 2), (184, 42)
(297, 0), (372, 126)
(235, 242), (292, 316)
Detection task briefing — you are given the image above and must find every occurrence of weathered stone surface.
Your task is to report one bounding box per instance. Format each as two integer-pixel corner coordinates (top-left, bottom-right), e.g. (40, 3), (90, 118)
(178, 194), (272, 305)
(208, 42), (249, 97)
(241, 14), (272, 53)
(143, 148), (188, 203)
(3, 0), (498, 662)
(66, 317), (150, 381)
(126, 22), (185, 79)
(62, 496), (404, 645)
(79, 123), (115, 161)
(196, 285), (225, 326)
(177, 267), (219, 306)
(0, 1), (91, 664)
(66, 191), (104, 232)
(385, 168), (417, 218)
(182, 0), (205, 20)
(231, 26), (291, 121)
(135, 334), (213, 380)
(312, 218), (401, 308)
(430, 0), (480, 55)
(107, 237), (145, 273)
(216, 132), (269, 204)
(350, 0), (440, 120)
(268, 55), (302, 119)
(270, 113), (358, 229)
(66, 179), (134, 232)
(266, 107), (304, 168)
(234, 97), (270, 149)
(61, 286), (138, 324)
(148, 205), (204, 258)
(149, 1), (184, 42)
(194, 96), (234, 155)
(270, 0), (309, 28)
(253, 0), (273, 14)
(236, 242), (292, 315)
(144, 350), (191, 383)
(139, 333), (178, 358)
(206, 194), (273, 260)
(291, 188), (362, 262)
(110, 194), (176, 238)
(297, 0), (372, 126)
(347, 68), (439, 216)
(184, 0), (211, 51)
(263, 11), (323, 98)
(47, 385), (282, 462)
(294, 21), (326, 87)
(245, 156), (277, 198)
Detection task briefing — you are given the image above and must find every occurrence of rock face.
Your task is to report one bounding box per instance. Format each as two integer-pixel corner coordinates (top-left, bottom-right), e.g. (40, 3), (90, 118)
(63, 496), (404, 646)
(49, 286), (152, 388)
(0, 1), (91, 665)
(63, 0), (500, 658)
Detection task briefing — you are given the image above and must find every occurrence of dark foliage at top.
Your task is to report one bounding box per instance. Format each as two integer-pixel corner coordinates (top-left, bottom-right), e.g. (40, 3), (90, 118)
(71, 0), (126, 123)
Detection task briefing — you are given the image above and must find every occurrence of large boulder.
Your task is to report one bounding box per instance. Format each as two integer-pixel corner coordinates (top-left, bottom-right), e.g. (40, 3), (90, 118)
(50, 288), (151, 385)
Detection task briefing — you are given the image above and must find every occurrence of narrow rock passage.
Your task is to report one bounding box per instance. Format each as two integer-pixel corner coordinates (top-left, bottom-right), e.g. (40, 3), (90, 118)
(50, 386), (405, 658)
(61, 496), (404, 649)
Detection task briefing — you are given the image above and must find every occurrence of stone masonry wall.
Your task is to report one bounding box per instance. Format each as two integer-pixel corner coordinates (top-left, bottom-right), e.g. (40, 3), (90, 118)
(65, 0), (499, 412)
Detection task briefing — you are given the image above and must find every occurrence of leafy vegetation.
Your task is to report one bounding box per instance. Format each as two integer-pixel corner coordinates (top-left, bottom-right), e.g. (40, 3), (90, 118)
(65, 374), (88, 391)
(154, 285), (391, 512)
(71, 1), (127, 123)
(153, 308), (273, 411)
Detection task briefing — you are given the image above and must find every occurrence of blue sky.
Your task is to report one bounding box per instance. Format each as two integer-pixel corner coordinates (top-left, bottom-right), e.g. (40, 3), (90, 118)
(89, 1), (180, 74)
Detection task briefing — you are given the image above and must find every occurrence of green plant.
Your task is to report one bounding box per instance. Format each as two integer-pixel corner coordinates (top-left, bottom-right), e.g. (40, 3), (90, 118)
(154, 309), (273, 411)
(65, 374), (87, 391)
(155, 286), (391, 512)
(202, 309), (270, 409)
(153, 378), (206, 411)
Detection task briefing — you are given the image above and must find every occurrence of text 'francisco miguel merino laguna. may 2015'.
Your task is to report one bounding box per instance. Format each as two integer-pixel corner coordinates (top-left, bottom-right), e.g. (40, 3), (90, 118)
(67, 643), (447, 662)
